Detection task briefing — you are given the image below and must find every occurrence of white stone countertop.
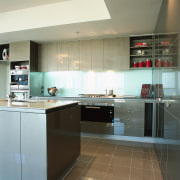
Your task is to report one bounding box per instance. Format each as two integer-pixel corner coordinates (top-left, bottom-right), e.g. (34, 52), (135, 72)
(0, 99), (79, 113)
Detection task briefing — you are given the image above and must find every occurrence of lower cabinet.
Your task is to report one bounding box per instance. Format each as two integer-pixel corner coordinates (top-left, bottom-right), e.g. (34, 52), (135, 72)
(0, 105), (80, 180)
(114, 100), (145, 137)
(0, 111), (21, 180)
(21, 113), (47, 180)
(155, 100), (180, 180)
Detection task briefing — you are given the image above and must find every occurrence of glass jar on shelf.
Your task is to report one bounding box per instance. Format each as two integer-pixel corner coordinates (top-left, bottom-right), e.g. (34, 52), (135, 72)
(169, 60), (173, 67)
(155, 59), (162, 67)
(133, 61), (137, 68)
(138, 61), (144, 67)
(163, 60), (169, 67)
(145, 59), (151, 67)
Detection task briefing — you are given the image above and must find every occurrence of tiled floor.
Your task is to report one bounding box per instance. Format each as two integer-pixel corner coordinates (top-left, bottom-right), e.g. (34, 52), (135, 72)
(63, 136), (163, 180)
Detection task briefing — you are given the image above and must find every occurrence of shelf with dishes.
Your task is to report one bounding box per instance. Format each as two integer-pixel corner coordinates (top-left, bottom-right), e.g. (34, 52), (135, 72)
(10, 61), (30, 71)
(130, 33), (178, 69)
(130, 56), (177, 69)
(130, 35), (153, 68)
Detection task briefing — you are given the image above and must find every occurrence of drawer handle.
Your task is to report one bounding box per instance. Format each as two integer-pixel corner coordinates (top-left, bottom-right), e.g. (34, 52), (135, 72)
(85, 106), (101, 109)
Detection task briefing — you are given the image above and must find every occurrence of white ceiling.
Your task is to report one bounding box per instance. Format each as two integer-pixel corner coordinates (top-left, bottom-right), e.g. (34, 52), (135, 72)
(0, 0), (162, 44)
(0, 0), (70, 13)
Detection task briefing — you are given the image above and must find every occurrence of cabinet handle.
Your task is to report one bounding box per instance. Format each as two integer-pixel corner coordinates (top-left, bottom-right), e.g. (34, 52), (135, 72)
(85, 106), (101, 109)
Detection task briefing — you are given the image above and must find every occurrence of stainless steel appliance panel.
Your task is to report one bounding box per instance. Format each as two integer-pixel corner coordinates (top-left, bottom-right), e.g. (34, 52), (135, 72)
(81, 104), (114, 123)
(114, 100), (145, 137)
(10, 69), (29, 90)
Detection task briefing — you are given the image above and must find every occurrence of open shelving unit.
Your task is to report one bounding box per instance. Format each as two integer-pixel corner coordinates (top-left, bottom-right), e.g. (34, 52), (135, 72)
(130, 33), (178, 69)
(130, 35), (154, 68)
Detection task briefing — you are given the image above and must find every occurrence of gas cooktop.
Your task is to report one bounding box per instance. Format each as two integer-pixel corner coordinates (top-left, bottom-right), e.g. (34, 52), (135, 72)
(79, 94), (114, 98)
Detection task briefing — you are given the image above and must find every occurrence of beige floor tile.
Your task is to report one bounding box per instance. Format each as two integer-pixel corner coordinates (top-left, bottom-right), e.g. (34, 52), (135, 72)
(89, 152), (112, 165)
(89, 138), (104, 143)
(80, 176), (103, 180)
(133, 151), (152, 160)
(82, 162), (108, 179)
(152, 160), (161, 170)
(154, 170), (163, 180)
(80, 177), (102, 180)
(86, 141), (103, 147)
(64, 137), (163, 180)
(63, 161), (87, 180)
(111, 155), (131, 167)
(63, 170), (82, 180)
(131, 158), (153, 169)
(78, 155), (94, 162)
(96, 146), (116, 155)
(81, 145), (99, 155)
(101, 142), (117, 149)
(117, 145), (133, 151)
(104, 175), (128, 180)
(105, 165), (130, 180)
(115, 149), (133, 157)
(130, 168), (155, 180)
(151, 153), (158, 161)
(133, 146), (153, 153)
(103, 139), (122, 145)
(133, 142), (154, 148)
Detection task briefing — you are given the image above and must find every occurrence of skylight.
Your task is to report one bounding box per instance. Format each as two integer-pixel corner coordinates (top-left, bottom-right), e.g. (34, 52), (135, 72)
(0, 0), (111, 33)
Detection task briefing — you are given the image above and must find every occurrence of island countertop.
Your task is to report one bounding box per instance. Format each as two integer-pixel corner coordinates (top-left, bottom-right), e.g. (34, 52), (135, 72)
(0, 98), (80, 180)
(0, 99), (79, 113)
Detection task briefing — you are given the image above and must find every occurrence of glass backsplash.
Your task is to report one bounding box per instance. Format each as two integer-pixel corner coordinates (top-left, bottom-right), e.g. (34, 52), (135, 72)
(30, 70), (153, 97)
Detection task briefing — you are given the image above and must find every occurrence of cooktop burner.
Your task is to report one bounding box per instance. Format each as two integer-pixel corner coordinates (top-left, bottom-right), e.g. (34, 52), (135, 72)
(79, 94), (112, 98)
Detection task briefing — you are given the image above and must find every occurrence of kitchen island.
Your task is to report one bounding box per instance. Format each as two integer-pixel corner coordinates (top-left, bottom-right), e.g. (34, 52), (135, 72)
(0, 99), (80, 180)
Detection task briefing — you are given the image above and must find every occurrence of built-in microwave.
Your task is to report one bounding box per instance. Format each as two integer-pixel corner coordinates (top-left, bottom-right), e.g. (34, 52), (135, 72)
(10, 70), (29, 90)
(11, 90), (29, 100)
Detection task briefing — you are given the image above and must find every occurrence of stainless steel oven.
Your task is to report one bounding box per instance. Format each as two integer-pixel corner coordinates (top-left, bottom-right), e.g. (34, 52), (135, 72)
(80, 103), (114, 123)
(10, 69), (29, 90)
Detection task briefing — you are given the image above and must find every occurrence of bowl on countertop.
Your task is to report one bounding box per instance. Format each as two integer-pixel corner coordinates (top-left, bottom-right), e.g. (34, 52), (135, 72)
(47, 87), (58, 96)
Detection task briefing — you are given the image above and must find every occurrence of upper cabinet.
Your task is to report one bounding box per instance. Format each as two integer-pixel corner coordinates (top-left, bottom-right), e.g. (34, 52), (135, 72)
(38, 43), (48, 72)
(115, 37), (130, 70)
(104, 37), (130, 71)
(91, 39), (103, 71)
(57, 42), (69, 71)
(10, 41), (38, 72)
(47, 42), (58, 71)
(38, 42), (58, 72)
(10, 41), (30, 61)
(80, 40), (91, 71)
(68, 41), (80, 71)
(130, 33), (178, 69)
(103, 38), (116, 71)
(38, 37), (130, 72)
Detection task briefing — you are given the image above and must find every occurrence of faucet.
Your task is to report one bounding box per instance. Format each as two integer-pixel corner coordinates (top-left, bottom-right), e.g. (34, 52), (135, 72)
(8, 82), (19, 102)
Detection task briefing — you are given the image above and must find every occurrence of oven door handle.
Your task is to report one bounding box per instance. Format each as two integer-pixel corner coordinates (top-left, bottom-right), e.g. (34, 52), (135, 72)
(85, 106), (101, 109)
